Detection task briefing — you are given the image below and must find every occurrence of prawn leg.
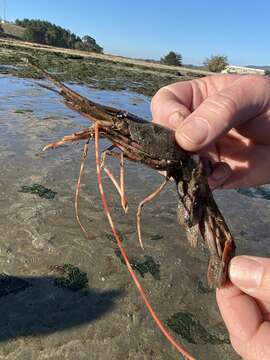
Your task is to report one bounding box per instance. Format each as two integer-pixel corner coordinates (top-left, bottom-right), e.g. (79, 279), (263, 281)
(100, 148), (128, 213)
(136, 178), (169, 250)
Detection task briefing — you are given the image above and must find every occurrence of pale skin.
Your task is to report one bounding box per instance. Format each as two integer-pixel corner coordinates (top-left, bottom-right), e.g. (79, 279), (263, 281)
(151, 74), (270, 360)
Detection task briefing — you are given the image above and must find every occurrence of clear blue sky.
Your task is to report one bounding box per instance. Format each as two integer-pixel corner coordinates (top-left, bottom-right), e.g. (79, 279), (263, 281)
(2, 0), (269, 66)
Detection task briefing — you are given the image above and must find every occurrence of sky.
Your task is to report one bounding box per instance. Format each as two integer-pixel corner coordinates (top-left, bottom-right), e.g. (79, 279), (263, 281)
(1, 0), (269, 66)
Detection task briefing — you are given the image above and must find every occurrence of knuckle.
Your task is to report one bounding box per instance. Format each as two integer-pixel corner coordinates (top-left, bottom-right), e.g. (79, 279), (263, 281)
(205, 93), (238, 127)
(242, 75), (270, 93)
(191, 78), (208, 100)
(243, 74), (268, 84)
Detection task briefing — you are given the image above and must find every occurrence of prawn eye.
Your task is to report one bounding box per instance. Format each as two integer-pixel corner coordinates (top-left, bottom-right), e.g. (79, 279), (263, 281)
(116, 111), (128, 119)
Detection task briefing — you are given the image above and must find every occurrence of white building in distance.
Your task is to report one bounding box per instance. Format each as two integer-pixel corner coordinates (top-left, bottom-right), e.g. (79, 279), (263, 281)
(222, 65), (265, 75)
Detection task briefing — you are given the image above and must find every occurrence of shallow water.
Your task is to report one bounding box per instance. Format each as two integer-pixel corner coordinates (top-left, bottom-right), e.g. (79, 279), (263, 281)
(0, 75), (269, 360)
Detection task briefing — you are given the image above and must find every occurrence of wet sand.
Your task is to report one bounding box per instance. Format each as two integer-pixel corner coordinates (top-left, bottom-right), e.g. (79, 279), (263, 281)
(0, 75), (270, 359)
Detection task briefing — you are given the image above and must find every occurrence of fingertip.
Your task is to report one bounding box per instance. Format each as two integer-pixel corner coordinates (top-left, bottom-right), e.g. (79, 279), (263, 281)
(229, 256), (264, 290)
(153, 105), (190, 130)
(208, 162), (231, 189)
(151, 87), (191, 129)
(175, 116), (210, 151)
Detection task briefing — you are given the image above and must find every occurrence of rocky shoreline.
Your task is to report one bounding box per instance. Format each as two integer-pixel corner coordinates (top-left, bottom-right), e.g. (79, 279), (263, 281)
(0, 38), (207, 96)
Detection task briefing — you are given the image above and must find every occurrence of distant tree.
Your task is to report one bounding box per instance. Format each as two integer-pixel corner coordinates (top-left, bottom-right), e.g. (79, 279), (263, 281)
(23, 26), (42, 43)
(15, 18), (103, 53)
(203, 55), (228, 72)
(81, 35), (103, 53)
(265, 69), (270, 76)
(74, 41), (83, 50)
(160, 51), (182, 66)
(45, 27), (58, 46)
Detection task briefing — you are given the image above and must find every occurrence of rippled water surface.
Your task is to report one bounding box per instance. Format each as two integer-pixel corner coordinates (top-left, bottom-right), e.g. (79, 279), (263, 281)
(0, 75), (270, 360)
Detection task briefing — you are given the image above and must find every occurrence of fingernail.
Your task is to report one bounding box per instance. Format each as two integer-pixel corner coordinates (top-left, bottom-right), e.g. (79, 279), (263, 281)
(178, 117), (208, 145)
(229, 256), (264, 289)
(211, 163), (230, 181)
(169, 111), (185, 129)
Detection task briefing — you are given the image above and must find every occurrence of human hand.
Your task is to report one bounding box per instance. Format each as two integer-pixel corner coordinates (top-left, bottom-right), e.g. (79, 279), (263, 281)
(217, 256), (270, 360)
(151, 75), (270, 189)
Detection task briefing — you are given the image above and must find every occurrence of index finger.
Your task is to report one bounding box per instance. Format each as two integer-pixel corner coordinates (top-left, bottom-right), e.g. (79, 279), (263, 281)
(151, 82), (192, 129)
(152, 76), (270, 151)
(151, 75), (240, 130)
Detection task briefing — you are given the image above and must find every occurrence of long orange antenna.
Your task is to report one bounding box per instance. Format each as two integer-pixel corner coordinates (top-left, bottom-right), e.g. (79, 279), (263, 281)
(136, 178), (169, 250)
(94, 123), (195, 360)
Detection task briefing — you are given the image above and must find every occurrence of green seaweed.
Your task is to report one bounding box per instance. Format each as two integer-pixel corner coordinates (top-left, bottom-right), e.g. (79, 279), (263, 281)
(132, 255), (160, 280)
(53, 264), (88, 291)
(13, 108), (33, 114)
(150, 233), (163, 241)
(0, 42), (198, 97)
(19, 183), (56, 199)
(105, 231), (126, 243)
(166, 312), (229, 345)
(115, 250), (160, 280)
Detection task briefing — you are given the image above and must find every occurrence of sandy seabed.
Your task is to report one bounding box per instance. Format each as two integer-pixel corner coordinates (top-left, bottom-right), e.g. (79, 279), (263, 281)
(0, 75), (269, 360)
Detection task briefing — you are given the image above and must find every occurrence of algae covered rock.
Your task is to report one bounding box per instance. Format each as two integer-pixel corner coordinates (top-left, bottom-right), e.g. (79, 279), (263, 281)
(115, 250), (160, 281)
(53, 264), (88, 291)
(19, 183), (56, 199)
(166, 311), (229, 345)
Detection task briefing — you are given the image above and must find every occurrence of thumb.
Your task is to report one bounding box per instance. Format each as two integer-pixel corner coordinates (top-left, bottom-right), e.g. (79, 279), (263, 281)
(229, 255), (270, 302)
(175, 76), (270, 151)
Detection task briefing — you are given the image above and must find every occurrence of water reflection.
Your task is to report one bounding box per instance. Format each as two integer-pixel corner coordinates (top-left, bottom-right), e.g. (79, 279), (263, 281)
(237, 186), (270, 200)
